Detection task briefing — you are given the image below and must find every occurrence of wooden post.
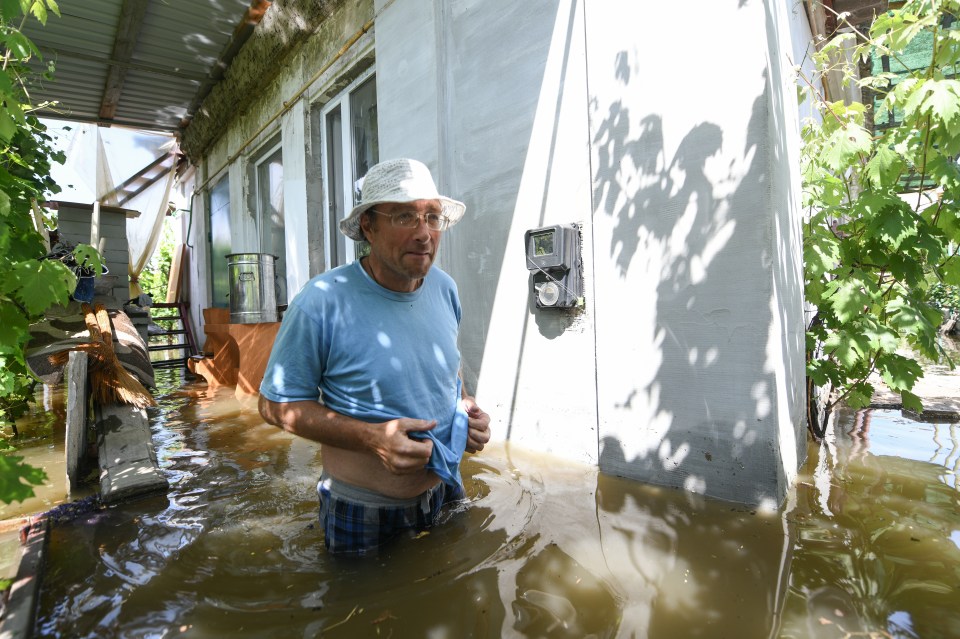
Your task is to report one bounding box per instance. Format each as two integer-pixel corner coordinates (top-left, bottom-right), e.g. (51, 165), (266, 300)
(64, 350), (89, 494)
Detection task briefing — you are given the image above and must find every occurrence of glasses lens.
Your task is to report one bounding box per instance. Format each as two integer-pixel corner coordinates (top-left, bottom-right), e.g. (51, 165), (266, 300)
(392, 212), (416, 227)
(425, 213), (446, 230)
(387, 211), (449, 231)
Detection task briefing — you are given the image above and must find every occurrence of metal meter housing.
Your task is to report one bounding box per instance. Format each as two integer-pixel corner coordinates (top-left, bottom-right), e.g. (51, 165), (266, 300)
(524, 224), (582, 309)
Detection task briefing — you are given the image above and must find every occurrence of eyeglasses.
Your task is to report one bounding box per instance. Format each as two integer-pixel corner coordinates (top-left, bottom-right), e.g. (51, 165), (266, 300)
(371, 209), (451, 232)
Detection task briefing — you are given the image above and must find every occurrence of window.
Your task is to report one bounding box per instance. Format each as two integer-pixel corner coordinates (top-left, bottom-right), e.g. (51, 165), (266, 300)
(253, 143), (287, 304)
(321, 71), (379, 267)
(208, 175), (231, 308)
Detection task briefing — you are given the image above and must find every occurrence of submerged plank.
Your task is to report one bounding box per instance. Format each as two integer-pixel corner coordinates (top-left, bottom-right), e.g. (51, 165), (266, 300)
(64, 350), (88, 493)
(0, 517), (48, 639)
(95, 403), (168, 504)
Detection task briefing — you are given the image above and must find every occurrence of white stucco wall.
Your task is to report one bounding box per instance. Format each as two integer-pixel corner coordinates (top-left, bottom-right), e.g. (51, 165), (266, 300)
(586, 0), (806, 505)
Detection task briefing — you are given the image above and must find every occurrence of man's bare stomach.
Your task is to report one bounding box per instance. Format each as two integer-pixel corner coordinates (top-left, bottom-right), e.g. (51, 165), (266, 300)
(321, 445), (440, 499)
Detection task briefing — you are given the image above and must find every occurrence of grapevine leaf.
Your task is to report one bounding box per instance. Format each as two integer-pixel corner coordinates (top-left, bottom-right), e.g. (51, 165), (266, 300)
(822, 124), (872, 172)
(845, 382), (874, 410)
(864, 144), (906, 188)
(72, 243), (102, 276)
(0, 454), (46, 505)
(859, 316), (899, 352)
(877, 352), (923, 392)
(941, 258), (960, 286)
(804, 235), (840, 279)
(825, 273), (877, 323)
(925, 154), (960, 191)
(29, 0), (46, 24)
(859, 192), (917, 248)
(900, 389), (923, 413)
(913, 80), (960, 135)
(824, 329), (872, 369)
(8, 259), (74, 316)
(0, 301), (30, 359)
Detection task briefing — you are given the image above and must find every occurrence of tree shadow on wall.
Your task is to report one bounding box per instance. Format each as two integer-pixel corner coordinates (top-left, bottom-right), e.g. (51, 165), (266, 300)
(592, 52), (783, 505)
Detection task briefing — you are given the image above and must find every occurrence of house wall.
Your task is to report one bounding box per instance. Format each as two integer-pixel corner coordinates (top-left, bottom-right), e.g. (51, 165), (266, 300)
(182, 0), (811, 506)
(583, 0), (807, 506)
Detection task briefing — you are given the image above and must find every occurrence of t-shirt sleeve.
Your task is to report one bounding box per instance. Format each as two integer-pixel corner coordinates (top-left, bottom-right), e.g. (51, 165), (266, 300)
(259, 302), (324, 403)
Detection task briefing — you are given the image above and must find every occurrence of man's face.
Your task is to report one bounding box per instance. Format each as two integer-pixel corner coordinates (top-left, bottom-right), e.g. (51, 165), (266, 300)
(360, 198), (443, 292)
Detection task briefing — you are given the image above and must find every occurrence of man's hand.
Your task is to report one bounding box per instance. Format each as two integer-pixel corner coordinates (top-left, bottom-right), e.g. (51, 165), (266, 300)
(374, 418), (436, 474)
(462, 396), (491, 453)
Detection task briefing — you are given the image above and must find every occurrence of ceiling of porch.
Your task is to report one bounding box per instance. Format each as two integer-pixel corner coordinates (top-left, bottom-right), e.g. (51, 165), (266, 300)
(21, 0), (270, 134)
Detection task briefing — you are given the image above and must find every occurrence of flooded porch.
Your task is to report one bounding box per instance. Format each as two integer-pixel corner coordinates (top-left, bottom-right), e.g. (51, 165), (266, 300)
(2, 368), (956, 638)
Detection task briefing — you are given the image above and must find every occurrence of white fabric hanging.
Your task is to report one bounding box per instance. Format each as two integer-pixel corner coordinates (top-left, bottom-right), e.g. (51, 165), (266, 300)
(126, 164), (176, 299)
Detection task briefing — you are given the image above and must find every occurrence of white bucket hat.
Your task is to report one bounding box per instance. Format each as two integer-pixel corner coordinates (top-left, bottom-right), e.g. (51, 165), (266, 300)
(339, 158), (466, 241)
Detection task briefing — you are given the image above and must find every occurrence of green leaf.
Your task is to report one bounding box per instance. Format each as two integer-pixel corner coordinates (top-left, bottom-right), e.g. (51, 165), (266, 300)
(925, 154), (960, 190)
(8, 259), (74, 316)
(887, 295), (938, 331)
(845, 382), (874, 410)
(804, 234), (840, 279)
(900, 389), (923, 413)
(0, 0), (23, 18)
(824, 328), (872, 369)
(0, 454), (46, 505)
(72, 243), (102, 276)
(822, 124), (872, 172)
(877, 352), (923, 392)
(0, 301), (31, 365)
(864, 145), (906, 188)
(859, 316), (899, 352)
(942, 258), (960, 286)
(0, 110), (16, 143)
(825, 272), (878, 323)
(903, 80), (960, 134)
(29, 0), (46, 24)
(858, 192), (917, 248)
(2, 30), (38, 60)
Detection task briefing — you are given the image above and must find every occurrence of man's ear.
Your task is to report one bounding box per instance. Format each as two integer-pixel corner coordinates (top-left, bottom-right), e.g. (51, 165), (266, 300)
(359, 211), (373, 239)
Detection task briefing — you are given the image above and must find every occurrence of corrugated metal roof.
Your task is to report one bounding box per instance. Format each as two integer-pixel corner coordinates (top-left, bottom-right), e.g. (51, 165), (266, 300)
(21, 0), (269, 134)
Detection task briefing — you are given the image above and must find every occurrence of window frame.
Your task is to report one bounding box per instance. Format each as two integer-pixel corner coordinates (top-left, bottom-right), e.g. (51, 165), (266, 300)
(319, 65), (378, 270)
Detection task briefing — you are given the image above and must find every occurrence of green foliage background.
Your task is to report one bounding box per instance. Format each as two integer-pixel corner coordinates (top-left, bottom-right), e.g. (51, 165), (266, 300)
(138, 217), (176, 303)
(802, 0), (960, 431)
(0, 0), (101, 504)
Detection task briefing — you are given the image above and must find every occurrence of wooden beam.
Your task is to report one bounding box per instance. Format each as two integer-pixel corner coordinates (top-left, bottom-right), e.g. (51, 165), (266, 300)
(99, 0), (151, 122)
(101, 152), (171, 204)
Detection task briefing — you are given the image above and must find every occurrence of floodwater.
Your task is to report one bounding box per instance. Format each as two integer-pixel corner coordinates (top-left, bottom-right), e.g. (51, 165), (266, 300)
(2, 370), (958, 638)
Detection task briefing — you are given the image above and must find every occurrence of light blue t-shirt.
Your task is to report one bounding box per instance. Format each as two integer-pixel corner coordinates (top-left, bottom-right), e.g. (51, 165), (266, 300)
(259, 260), (468, 487)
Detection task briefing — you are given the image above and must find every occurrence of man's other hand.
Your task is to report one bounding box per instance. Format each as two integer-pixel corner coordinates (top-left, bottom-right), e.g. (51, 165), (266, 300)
(376, 418), (435, 474)
(462, 397), (491, 453)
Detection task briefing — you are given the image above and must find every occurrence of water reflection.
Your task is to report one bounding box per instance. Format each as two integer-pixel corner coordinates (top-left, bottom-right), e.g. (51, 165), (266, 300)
(19, 371), (960, 637)
(781, 408), (960, 639)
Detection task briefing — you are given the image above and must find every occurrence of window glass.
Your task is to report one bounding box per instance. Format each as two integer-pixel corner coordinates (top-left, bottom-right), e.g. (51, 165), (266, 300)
(256, 147), (286, 304)
(325, 106), (346, 267)
(322, 71), (378, 266)
(209, 176), (231, 308)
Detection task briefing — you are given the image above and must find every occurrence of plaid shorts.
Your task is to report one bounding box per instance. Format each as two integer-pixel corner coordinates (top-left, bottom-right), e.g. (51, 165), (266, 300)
(317, 473), (465, 556)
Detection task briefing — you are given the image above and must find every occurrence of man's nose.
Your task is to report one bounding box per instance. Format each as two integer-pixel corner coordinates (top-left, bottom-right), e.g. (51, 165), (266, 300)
(410, 216), (432, 239)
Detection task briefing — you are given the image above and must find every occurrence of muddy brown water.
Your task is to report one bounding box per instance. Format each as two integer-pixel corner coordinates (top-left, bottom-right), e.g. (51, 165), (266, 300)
(2, 370), (958, 638)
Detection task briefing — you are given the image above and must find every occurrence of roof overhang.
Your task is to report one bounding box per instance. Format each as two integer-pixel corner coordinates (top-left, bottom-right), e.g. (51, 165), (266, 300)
(21, 0), (271, 135)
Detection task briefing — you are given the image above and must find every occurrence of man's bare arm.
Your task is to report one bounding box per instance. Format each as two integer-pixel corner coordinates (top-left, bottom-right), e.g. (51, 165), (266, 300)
(258, 395), (435, 474)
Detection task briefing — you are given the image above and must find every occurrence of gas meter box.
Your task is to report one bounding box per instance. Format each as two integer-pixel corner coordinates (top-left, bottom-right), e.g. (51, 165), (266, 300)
(524, 224), (582, 309)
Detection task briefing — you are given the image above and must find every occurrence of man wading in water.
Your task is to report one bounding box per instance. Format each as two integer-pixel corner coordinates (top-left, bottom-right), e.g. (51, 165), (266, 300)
(259, 158), (491, 556)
